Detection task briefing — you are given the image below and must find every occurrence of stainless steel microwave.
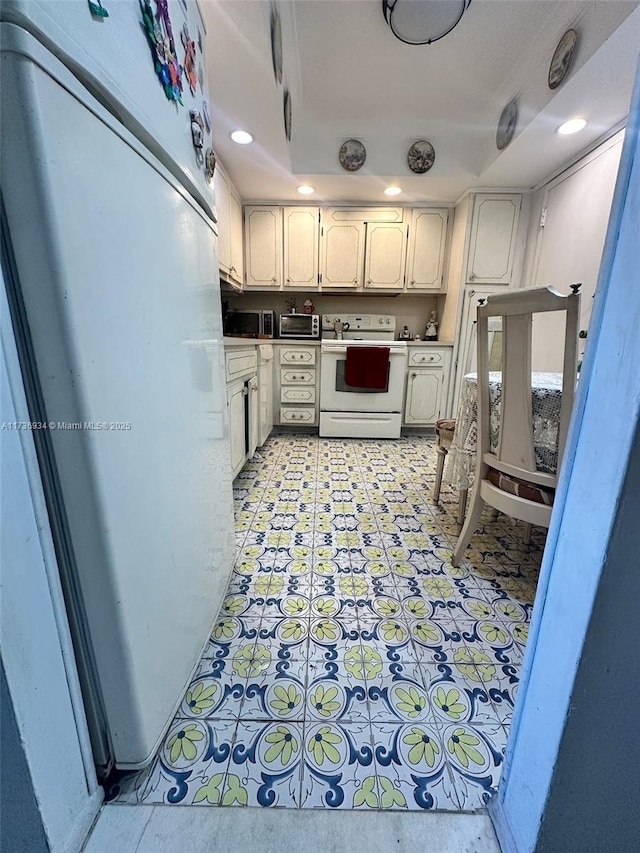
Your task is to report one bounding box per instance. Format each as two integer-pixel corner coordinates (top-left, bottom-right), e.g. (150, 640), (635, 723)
(224, 309), (274, 338)
(279, 313), (320, 339)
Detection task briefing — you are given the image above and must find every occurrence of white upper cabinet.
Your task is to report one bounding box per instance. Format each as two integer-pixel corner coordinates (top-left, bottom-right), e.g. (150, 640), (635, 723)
(240, 205), (452, 292)
(467, 193), (521, 285)
(406, 208), (449, 291)
(244, 206), (282, 289)
(214, 164), (243, 288)
(214, 167), (231, 274)
(320, 220), (366, 288)
(283, 207), (320, 289)
(228, 190), (244, 286)
(364, 222), (408, 289)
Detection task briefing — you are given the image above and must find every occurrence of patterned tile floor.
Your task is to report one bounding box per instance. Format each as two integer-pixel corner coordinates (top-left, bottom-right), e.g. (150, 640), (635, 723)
(113, 434), (543, 812)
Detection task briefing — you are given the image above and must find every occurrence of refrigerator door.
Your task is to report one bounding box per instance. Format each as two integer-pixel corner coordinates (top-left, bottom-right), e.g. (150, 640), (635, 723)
(1, 24), (235, 769)
(1, 0), (215, 217)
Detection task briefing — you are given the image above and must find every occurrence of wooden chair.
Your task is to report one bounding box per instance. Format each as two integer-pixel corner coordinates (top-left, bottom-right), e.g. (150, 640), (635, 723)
(452, 285), (580, 566)
(433, 419), (468, 525)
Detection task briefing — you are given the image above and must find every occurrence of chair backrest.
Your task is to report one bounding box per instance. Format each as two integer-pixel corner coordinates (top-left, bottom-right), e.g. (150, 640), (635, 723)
(476, 286), (580, 489)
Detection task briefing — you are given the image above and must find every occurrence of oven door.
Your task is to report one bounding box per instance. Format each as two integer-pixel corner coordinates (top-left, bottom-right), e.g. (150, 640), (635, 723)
(320, 343), (407, 412)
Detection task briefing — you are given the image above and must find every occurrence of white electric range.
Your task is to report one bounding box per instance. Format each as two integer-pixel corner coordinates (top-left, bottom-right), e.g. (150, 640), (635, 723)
(319, 314), (408, 439)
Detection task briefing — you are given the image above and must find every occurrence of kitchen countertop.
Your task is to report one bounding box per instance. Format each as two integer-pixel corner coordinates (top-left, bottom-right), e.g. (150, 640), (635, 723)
(223, 337), (453, 348)
(223, 337), (323, 347)
(223, 337), (269, 348)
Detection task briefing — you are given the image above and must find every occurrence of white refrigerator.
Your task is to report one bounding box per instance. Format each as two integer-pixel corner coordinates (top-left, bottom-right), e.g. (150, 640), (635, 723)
(0, 0), (236, 771)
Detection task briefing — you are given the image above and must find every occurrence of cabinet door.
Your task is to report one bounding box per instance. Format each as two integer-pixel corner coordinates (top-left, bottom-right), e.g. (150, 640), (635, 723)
(406, 208), (449, 291)
(404, 369), (445, 425)
(244, 206), (282, 288)
(258, 362), (273, 447)
(449, 286), (503, 419)
(284, 207), (319, 288)
(248, 377), (259, 459)
(364, 222), (408, 290)
(214, 168), (231, 275)
(467, 194), (521, 284)
(320, 221), (365, 288)
(227, 380), (247, 478)
(229, 190), (244, 286)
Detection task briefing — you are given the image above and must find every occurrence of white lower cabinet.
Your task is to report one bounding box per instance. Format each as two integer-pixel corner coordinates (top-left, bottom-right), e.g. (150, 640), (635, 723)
(257, 345), (274, 447)
(403, 347), (452, 426)
(228, 380), (248, 477)
(280, 407), (315, 424)
(225, 348), (258, 478)
(276, 345), (318, 425)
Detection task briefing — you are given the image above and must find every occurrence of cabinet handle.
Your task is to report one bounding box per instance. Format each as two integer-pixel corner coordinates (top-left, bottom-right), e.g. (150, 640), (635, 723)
(353, 279), (357, 284)
(272, 277), (277, 283)
(286, 277), (291, 283)
(411, 372), (417, 379)
(469, 272), (476, 281)
(230, 266), (236, 273)
(411, 279), (415, 285)
(367, 279), (372, 284)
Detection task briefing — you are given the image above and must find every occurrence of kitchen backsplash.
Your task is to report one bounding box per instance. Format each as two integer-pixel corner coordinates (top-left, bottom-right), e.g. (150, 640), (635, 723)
(223, 292), (446, 340)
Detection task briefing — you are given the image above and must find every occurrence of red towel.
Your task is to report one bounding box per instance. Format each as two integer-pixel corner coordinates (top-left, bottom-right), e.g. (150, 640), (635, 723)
(345, 346), (390, 390)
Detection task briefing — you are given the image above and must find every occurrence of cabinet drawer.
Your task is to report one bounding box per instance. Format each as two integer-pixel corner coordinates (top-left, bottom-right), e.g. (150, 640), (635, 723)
(279, 347), (316, 365)
(281, 386), (316, 404)
(280, 406), (315, 424)
(408, 349), (447, 367)
(280, 368), (315, 385)
(225, 350), (257, 382)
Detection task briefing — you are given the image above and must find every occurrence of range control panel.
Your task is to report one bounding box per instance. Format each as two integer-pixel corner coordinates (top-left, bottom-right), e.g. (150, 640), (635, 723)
(321, 314), (396, 332)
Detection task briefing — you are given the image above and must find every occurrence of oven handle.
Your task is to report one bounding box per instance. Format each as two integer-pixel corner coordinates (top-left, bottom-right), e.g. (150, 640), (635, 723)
(321, 345), (403, 355)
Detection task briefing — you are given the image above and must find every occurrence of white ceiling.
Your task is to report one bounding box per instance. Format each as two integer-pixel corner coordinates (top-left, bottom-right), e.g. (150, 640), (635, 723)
(202, 0), (640, 203)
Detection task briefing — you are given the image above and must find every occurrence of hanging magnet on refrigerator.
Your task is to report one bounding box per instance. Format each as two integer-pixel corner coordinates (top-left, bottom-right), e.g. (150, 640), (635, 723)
(182, 23), (198, 95)
(140, 0), (183, 104)
(202, 100), (211, 133)
(88, 0), (109, 18)
(190, 111), (205, 164)
(204, 148), (216, 183)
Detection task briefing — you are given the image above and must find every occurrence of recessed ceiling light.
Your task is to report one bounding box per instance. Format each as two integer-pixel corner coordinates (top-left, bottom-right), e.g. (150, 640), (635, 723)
(297, 185), (315, 195)
(230, 130), (253, 145)
(384, 186), (402, 196)
(557, 118), (587, 136)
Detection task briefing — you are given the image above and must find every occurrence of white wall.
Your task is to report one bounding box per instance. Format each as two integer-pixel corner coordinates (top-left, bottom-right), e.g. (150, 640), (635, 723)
(491, 60), (640, 853)
(0, 274), (102, 852)
(522, 131), (624, 371)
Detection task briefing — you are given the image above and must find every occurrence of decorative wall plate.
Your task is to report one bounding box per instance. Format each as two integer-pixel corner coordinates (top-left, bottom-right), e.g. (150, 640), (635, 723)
(548, 29), (578, 90)
(407, 140), (435, 174)
(270, 6), (283, 85)
(283, 89), (292, 141)
(496, 99), (518, 151)
(338, 139), (366, 172)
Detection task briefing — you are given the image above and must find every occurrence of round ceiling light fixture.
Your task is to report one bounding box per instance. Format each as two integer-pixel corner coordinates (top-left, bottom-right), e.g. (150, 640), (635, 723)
(557, 118), (587, 136)
(382, 0), (472, 46)
(230, 130), (253, 145)
(297, 185), (315, 195)
(384, 186), (402, 196)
